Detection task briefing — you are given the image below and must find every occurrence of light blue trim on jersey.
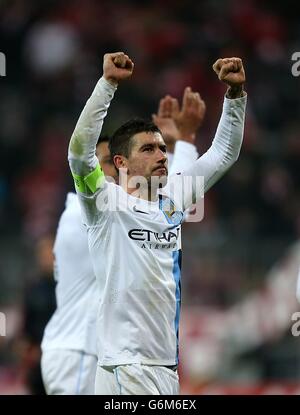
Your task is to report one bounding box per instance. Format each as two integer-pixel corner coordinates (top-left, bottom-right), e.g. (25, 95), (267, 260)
(172, 250), (181, 364)
(159, 195), (182, 364)
(115, 367), (122, 395)
(75, 352), (85, 394)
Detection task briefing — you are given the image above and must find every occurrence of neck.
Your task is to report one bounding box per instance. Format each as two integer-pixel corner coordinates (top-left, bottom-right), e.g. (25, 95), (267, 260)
(118, 169), (161, 202)
(124, 184), (158, 202)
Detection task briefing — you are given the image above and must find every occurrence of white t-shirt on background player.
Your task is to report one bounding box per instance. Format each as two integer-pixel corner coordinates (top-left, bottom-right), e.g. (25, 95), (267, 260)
(68, 76), (247, 394)
(41, 192), (98, 395)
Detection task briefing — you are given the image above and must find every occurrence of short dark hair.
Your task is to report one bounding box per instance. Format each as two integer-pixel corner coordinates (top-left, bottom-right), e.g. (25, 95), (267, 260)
(109, 118), (161, 164)
(97, 135), (110, 146)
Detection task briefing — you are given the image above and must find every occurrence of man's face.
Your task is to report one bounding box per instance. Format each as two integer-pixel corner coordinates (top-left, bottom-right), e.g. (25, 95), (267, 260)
(96, 141), (117, 181)
(123, 131), (168, 187)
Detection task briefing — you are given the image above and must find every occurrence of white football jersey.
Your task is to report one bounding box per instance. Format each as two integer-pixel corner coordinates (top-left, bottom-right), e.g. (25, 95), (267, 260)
(41, 193), (98, 356)
(68, 76), (247, 366)
(41, 145), (198, 357)
(78, 184), (184, 366)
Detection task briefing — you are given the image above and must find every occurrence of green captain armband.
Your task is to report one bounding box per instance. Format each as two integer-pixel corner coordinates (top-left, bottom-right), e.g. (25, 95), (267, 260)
(72, 164), (105, 194)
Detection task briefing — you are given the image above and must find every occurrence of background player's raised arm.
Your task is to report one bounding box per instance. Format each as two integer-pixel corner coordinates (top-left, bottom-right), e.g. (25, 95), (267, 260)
(68, 52), (134, 192)
(152, 87), (206, 175)
(152, 95), (181, 153)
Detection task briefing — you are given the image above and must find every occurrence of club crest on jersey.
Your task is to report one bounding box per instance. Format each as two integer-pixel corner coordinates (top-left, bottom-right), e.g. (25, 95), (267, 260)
(160, 198), (183, 226)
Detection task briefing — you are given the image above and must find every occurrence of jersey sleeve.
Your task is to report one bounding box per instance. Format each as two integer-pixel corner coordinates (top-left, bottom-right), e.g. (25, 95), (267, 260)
(68, 77), (117, 225)
(168, 141), (199, 176)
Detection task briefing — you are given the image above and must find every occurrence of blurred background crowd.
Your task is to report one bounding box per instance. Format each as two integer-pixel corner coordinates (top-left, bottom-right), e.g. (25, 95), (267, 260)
(0, 0), (300, 394)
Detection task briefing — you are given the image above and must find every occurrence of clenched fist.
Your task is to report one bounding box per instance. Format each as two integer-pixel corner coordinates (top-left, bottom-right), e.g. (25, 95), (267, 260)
(213, 57), (246, 98)
(103, 52), (134, 86)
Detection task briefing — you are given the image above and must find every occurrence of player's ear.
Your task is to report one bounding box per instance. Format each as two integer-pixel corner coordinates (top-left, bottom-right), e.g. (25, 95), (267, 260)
(113, 155), (127, 170)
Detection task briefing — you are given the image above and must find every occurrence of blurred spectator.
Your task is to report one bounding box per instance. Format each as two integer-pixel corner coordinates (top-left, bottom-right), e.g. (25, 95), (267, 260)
(20, 236), (56, 394)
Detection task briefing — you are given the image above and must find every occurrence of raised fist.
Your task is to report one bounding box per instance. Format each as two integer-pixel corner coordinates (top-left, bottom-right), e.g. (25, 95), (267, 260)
(103, 52), (134, 86)
(213, 57), (245, 86)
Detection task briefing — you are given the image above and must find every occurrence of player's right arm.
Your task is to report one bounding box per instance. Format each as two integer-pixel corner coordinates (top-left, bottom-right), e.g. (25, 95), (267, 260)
(167, 58), (247, 212)
(68, 52), (134, 222)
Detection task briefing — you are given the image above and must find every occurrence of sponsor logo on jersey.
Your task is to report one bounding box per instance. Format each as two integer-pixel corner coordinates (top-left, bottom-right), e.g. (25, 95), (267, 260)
(128, 227), (181, 250)
(128, 227), (180, 243)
